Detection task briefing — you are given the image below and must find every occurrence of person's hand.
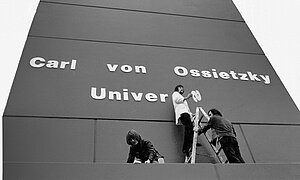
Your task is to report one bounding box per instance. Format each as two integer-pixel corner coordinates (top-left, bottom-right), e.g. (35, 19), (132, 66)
(145, 159), (151, 164)
(186, 93), (192, 99)
(133, 159), (142, 164)
(193, 126), (199, 132)
(197, 128), (203, 135)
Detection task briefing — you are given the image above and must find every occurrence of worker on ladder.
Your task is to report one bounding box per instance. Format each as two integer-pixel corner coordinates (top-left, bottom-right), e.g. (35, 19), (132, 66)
(197, 109), (245, 163)
(172, 85), (194, 162)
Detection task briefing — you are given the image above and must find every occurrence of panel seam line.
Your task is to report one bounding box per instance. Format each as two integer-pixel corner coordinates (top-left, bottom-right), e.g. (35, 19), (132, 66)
(28, 35), (265, 56)
(40, 0), (245, 23)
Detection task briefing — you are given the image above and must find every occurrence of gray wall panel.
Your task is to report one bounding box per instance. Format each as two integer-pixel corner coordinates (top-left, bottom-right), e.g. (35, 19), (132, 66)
(216, 163), (300, 180)
(29, 3), (262, 54)
(5, 37), (299, 124)
(3, 117), (94, 162)
(42, 0), (243, 21)
(4, 163), (219, 180)
(4, 163), (300, 180)
(241, 125), (300, 163)
(228, 125), (254, 163)
(234, 125), (254, 163)
(95, 120), (184, 163)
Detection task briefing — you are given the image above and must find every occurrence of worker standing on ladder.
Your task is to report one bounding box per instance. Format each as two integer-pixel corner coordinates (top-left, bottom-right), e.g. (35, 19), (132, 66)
(198, 109), (245, 163)
(172, 85), (194, 162)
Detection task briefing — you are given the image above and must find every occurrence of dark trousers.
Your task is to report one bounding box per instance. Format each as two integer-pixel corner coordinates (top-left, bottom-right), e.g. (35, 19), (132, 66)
(219, 136), (245, 163)
(180, 113), (193, 156)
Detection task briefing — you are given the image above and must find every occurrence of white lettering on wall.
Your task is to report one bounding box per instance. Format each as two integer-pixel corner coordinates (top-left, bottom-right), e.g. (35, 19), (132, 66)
(145, 93), (158, 102)
(174, 66), (188, 77)
(135, 66), (147, 74)
(91, 87), (106, 100)
(30, 57), (45, 68)
(91, 87), (168, 103)
(120, 65), (132, 73)
(159, 94), (168, 103)
(107, 64), (118, 72)
(131, 92), (143, 102)
(109, 91), (122, 101)
(174, 65), (271, 84)
(219, 72), (230, 80)
(106, 63), (147, 74)
(260, 75), (270, 84)
(30, 57), (77, 70)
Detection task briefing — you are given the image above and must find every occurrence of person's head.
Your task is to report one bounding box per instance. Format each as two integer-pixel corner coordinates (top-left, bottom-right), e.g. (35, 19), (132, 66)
(174, 85), (184, 94)
(126, 129), (141, 146)
(208, 108), (222, 117)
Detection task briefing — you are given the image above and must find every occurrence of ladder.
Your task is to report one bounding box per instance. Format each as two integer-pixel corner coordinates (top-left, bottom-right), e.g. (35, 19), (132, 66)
(189, 107), (228, 164)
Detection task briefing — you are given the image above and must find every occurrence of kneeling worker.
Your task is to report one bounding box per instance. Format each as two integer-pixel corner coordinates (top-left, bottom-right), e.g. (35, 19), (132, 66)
(126, 129), (165, 164)
(198, 109), (245, 163)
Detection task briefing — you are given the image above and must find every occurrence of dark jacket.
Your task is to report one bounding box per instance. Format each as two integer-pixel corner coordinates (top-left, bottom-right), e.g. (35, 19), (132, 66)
(126, 139), (164, 163)
(202, 115), (236, 138)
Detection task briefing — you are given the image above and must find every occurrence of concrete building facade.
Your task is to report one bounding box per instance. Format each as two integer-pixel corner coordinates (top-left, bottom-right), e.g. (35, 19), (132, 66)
(3, 0), (300, 179)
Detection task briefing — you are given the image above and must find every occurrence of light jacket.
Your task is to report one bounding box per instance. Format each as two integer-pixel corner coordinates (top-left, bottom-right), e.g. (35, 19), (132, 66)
(172, 91), (191, 125)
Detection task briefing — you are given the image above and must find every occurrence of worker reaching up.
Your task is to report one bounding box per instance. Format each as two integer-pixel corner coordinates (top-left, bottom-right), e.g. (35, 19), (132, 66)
(172, 85), (194, 162)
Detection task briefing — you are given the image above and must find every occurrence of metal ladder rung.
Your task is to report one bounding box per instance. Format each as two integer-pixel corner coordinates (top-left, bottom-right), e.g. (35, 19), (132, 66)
(215, 147), (222, 155)
(196, 153), (216, 158)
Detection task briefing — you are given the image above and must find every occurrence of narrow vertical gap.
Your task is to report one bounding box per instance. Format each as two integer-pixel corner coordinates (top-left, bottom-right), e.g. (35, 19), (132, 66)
(93, 119), (97, 163)
(213, 165), (221, 180)
(239, 124), (256, 163)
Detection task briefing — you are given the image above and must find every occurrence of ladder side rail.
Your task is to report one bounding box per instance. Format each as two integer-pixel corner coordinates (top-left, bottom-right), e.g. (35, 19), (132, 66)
(199, 127), (223, 163)
(190, 107), (200, 164)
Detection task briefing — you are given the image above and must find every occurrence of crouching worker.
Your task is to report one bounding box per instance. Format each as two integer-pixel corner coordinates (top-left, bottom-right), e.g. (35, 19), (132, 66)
(126, 129), (165, 164)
